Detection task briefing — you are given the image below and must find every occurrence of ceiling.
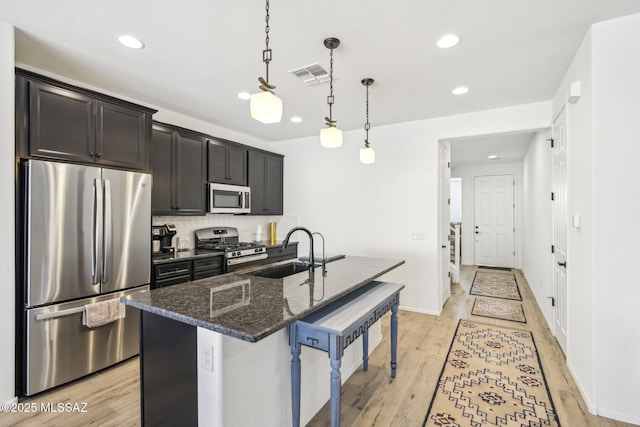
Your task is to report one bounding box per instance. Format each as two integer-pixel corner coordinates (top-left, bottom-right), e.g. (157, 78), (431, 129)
(449, 132), (537, 167)
(2, 1), (640, 143)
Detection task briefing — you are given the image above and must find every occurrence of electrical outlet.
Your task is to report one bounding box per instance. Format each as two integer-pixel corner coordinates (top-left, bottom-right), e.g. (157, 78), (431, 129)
(201, 342), (213, 372)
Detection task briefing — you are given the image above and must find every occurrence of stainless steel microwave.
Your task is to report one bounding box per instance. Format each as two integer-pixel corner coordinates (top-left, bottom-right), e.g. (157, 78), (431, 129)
(208, 183), (251, 214)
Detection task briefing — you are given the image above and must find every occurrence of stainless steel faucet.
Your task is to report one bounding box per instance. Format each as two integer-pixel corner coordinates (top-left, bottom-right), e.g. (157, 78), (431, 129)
(282, 227), (315, 272)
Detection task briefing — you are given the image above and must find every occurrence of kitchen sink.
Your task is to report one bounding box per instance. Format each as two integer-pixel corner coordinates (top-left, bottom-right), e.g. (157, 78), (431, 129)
(249, 262), (319, 279)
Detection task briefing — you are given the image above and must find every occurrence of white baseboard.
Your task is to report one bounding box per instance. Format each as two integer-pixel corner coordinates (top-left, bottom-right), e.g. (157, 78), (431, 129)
(2, 396), (18, 406)
(399, 305), (441, 316)
(596, 408), (640, 425)
(566, 362), (597, 415)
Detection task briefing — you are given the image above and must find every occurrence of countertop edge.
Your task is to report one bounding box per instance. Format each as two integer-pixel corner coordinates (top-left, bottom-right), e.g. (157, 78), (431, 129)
(122, 257), (406, 342)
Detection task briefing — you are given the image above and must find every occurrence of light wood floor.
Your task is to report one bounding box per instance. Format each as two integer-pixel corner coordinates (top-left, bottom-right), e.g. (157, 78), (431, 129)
(2, 266), (633, 426)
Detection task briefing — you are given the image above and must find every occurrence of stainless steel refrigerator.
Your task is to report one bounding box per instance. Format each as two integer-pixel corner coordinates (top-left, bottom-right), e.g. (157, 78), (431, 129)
(23, 159), (151, 396)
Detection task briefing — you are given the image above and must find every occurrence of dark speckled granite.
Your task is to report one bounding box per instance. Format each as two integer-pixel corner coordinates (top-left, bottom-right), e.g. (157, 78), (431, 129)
(122, 256), (404, 342)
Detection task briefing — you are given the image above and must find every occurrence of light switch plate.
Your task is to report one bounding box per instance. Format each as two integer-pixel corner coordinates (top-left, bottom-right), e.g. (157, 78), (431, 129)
(412, 231), (426, 240)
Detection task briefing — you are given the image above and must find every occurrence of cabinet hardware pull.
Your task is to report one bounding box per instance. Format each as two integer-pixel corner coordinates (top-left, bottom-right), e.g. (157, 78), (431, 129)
(89, 151), (95, 157)
(96, 152), (102, 158)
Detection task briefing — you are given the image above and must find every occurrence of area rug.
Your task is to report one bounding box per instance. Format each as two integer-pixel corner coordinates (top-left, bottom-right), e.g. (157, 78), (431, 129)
(472, 298), (526, 323)
(470, 271), (522, 301)
(423, 320), (559, 427)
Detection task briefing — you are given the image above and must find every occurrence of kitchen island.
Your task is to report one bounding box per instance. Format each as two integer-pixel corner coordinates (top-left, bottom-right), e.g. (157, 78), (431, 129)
(123, 255), (404, 426)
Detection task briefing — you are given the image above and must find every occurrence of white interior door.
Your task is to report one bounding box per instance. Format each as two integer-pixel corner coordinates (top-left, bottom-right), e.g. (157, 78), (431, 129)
(552, 109), (568, 354)
(440, 142), (451, 307)
(473, 175), (515, 268)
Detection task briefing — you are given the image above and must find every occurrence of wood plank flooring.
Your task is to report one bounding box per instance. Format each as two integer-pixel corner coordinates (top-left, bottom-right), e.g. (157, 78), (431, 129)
(1, 266), (633, 426)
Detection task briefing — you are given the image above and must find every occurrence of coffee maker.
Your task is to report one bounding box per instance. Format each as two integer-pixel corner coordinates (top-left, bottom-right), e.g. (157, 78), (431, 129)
(152, 224), (177, 254)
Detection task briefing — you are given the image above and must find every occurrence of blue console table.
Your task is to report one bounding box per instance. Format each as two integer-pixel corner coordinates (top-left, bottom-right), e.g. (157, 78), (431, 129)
(289, 280), (404, 427)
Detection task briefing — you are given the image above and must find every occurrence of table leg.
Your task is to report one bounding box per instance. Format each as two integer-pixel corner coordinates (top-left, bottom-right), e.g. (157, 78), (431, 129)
(362, 329), (369, 371)
(390, 303), (398, 378)
(290, 329), (302, 427)
(330, 352), (342, 427)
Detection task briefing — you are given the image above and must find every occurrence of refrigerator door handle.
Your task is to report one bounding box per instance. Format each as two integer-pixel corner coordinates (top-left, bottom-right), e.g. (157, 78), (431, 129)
(103, 179), (112, 285)
(35, 306), (85, 321)
(93, 178), (103, 286)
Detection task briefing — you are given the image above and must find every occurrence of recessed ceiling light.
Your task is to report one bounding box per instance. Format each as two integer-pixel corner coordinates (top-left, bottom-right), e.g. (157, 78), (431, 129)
(488, 155), (500, 160)
(290, 117), (302, 123)
(237, 92), (251, 100)
(437, 34), (461, 49)
(452, 86), (469, 95)
(117, 35), (145, 49)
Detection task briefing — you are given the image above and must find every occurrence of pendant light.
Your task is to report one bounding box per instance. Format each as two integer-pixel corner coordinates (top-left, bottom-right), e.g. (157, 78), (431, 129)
(360, 78), (375, 164)
(320, 38), (342, 148)
(250, 0), (282, 124)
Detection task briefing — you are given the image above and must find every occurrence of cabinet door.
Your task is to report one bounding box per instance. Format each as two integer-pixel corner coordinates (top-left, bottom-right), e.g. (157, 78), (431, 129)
(96, 101), (149, 170)
(207, 140), (228, 183)
(248, 150), (267, 214)
(175, 132), (207, 215)
(150, 126), (175, 215)
(28, 80), (96, 163)
(265, 154), (283, 215)
(227, 144), (247, 186)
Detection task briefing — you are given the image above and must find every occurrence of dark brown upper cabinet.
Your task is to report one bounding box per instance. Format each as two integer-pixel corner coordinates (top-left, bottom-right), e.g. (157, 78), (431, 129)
(248, 149), (283, 215)
(207, 139), (247, 186)
(16, 70), (154, 171)
(151, 123), (207, 216)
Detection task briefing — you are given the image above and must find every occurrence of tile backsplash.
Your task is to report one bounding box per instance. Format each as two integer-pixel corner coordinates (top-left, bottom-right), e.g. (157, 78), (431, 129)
(152, 214), (299, 249)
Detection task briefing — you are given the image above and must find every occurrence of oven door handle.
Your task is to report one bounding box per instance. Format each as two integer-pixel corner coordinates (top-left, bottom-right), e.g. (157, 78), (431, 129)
(227, 253), (268, 266)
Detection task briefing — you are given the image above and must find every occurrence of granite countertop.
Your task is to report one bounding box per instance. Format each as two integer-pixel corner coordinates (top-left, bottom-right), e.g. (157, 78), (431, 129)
(152, 249), (225, 264)
(123, 255), (404, 342)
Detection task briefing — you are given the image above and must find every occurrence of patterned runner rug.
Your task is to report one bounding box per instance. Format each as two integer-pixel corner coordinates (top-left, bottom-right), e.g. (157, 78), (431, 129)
(472, 298), (526, 323)
(470, 271), (522, 301)
(423, 320), (559, 427)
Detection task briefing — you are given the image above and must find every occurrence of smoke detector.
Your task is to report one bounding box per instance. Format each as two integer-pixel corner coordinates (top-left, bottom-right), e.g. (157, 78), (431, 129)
(288, 63), (330, 86)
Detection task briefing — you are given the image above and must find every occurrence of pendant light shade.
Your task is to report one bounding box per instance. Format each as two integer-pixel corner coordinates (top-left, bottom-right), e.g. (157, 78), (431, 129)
(320, 126), (343, 148)
(360, 146), (375, 164)
(251, 0), (282, 124)
(250, 91), (283, 124)
(360, 78), (375, 164)
(320, 38), (341, 148)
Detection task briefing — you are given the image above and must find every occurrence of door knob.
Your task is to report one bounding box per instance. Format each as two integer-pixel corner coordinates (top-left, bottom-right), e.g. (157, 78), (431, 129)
(557, 261), (567, 268)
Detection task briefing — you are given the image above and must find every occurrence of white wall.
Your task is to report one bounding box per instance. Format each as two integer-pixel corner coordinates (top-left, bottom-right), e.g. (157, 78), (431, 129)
(449, 178), (462, 223)
(272, 101), (550, 315)
(451, 162), (523, 268)
(521, 130), (553, 328)
(0, 21), (16, 404)
(590, 14), (640, 423)
(552, 24), (596, 412)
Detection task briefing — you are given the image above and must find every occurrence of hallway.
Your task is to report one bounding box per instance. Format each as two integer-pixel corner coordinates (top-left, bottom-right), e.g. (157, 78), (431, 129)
(309, 265), (633, 426)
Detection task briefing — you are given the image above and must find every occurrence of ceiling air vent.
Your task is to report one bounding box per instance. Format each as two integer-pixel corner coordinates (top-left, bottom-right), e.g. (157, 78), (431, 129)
(288, 63), (330, 86)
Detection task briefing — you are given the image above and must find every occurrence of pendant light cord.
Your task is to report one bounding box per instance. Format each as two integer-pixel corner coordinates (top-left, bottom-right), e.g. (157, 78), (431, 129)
(264, 0), (270, 82)
(322, 38), (340, 130)
(364, 84), (370, 147)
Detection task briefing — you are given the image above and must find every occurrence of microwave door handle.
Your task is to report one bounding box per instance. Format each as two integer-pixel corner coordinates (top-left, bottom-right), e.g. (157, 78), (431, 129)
(245, 191), (250, 210)
(103, 179), (112, 284)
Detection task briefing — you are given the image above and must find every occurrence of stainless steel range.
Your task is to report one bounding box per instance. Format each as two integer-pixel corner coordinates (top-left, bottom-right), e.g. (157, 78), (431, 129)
(195, 227), (267, 272)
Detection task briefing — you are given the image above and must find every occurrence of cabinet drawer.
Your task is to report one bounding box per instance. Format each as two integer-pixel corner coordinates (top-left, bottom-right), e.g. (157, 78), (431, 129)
(155, 260), (192, 279)
(192, 269), (222, 281)
(193, 256), (223, 272)
(155, 274), (191, 288)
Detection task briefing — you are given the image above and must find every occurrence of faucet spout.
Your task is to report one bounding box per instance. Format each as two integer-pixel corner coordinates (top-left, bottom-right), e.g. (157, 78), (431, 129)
(282, 227), (315, 272)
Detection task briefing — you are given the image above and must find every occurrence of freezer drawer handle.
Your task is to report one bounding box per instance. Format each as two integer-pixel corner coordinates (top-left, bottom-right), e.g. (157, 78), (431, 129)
(35, 306), (85, 321)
